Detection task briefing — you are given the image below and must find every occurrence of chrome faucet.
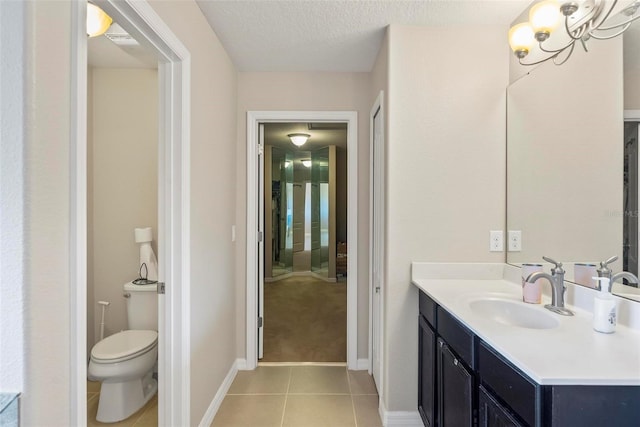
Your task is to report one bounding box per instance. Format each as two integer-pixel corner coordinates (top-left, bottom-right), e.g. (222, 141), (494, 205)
(526, 256), (574, 316)
(597, 256), (639, 292)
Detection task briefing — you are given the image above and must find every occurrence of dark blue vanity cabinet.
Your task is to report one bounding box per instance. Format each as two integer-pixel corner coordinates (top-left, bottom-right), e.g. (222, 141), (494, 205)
(418, 314), (437, 427)
(417, 289), (640, 427)
(418, 291), (475, 427)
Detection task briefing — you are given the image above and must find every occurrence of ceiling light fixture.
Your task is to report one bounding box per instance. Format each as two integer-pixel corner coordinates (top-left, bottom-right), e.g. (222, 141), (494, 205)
(509, 0), (640, 66)
(288, 133), (310, 147)
(87, 2), (113, 38)
(302, 159), (312, 168)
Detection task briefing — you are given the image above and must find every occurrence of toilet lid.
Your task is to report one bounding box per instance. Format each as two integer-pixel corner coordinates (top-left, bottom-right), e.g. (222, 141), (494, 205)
(91, 330), (157, 363)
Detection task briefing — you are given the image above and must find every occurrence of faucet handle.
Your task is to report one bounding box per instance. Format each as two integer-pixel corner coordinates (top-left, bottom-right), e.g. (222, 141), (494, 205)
(599, 255), (618, 269)
(597, 256), (618, 277)
(542, 256), (563, 271)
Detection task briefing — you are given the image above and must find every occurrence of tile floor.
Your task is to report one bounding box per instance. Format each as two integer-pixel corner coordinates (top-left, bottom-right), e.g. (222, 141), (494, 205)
(211, 365), (382, 427)
(87, 380), (157, 426)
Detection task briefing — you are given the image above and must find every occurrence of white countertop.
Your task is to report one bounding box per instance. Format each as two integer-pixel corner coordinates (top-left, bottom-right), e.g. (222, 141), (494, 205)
(412, 263), (640, 386)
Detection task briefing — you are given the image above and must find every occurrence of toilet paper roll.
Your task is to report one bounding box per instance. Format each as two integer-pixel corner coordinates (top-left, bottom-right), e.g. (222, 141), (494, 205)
(134, 227), (153, 243)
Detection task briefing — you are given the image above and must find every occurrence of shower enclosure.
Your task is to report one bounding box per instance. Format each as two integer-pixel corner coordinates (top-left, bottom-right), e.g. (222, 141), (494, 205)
(265, 145), (336, 280)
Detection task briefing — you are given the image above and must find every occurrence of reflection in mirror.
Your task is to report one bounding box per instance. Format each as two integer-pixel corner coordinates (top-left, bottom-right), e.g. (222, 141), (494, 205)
(311, 147), (330, 277)
(506, 6), (640, 302)
(269, 147), (294, 278)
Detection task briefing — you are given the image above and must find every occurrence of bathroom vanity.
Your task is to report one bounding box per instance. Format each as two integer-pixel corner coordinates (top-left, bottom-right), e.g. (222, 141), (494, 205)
(413, 263), (640, 427)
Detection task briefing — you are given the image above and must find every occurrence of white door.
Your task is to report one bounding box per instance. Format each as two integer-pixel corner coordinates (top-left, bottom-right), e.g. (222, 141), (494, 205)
(371, 97), (384, 390)
(258, 124), (265, 359)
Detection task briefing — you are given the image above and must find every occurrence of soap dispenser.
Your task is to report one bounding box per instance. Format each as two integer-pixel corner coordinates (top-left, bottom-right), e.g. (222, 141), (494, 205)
(592, 277), (617, 334)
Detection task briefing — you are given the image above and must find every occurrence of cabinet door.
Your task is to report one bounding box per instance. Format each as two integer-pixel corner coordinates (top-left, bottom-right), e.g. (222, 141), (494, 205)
(479, 386), (524, 427)
(438, 339), (473, 427)
(418, 316), (437, 427)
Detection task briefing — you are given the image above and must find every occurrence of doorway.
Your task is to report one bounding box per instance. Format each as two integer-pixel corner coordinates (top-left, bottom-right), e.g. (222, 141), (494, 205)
(246, 111), (359, 370)
(369, 92), (384, 394)
(261, 123), (348, 362)
(86, 27), (159, 424)
(70, 1), (190, 425)
(623, 119), (640, 275)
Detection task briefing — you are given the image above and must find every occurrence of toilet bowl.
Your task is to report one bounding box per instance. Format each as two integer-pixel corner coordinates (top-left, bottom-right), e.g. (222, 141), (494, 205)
(88, 329), (158, 423)
(89, 281), (158, 422)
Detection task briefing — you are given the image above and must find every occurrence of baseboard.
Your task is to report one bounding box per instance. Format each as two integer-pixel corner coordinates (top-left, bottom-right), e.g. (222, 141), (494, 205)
(356, 358), (370, 370)
(379, 399), (423, 427)
(235, 358), (248, 370)
(197, 358), (241, 427)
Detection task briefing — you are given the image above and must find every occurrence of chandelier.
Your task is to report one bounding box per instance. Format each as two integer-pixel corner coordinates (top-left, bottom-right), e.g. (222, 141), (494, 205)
(509, 0), (640, 66)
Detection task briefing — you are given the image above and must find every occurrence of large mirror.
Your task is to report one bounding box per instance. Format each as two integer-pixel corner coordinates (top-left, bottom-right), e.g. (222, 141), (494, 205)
(506, 7), (640, 302)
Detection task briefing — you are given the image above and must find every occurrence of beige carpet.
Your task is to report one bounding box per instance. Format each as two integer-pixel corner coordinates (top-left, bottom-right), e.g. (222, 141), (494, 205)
(262, 276), (347, 362)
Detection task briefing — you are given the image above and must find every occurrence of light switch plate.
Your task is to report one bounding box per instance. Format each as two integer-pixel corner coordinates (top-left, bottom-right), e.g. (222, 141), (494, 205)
(490, 230), (504, 252)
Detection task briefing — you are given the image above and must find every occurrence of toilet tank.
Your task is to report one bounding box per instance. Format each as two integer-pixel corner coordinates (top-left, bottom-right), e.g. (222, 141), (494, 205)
(123, 281), (158, 330)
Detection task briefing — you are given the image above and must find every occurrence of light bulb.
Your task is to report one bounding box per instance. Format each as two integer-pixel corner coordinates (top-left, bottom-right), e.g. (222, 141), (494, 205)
(508, 22), (535, 58)
(529, 0), (561, 41)
(87, 3), (113, 38)
(302, 160), (312, 168)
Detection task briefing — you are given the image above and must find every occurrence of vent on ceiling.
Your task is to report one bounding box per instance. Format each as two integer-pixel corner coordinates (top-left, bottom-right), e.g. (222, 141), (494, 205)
(104, 23), (139, 46)
(308, 123), (347, 131)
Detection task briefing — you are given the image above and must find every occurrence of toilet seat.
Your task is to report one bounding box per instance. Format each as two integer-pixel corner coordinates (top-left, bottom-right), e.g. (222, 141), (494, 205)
(91, 330), (158, 364)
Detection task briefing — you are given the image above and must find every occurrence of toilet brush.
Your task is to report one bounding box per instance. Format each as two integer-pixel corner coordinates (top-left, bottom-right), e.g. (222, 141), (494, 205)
(98, 300), (110, 341)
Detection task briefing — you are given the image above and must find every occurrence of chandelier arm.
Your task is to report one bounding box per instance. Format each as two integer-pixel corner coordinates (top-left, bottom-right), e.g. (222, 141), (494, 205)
(565, 17), (587, 41)
(539, 39), (576, 54)
(592, 0), (620, 29)
(596, 13), (640, 31)
(589, 22), (632, 39)
(519, 44), (573, 67)
(552, 43), (576, 66)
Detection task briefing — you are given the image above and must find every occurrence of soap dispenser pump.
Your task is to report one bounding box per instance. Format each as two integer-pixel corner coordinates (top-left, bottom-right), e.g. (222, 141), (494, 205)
(592, 277), (617, 334)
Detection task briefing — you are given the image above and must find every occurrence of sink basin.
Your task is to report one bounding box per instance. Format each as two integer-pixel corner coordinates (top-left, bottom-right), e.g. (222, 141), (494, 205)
(469, 298), (560, 330)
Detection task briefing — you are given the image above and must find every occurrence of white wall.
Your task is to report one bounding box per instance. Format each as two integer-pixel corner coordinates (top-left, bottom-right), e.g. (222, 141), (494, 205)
(148, 1), (238, 423)
(384, 25), (508, 411)
(13, 0), (238, 424)
(88, 68), (158, 352)
(0, 0), (25, 394)
(235, 72), (371, 360)
(20, 0), (73, 423)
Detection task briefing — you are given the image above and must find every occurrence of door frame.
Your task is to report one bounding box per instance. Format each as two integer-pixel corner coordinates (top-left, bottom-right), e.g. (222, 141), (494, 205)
(246, 111), (358, 370)
(369, 91), (385, 396)
(70, 1), (191, 425)
(625, 110), (640, 274)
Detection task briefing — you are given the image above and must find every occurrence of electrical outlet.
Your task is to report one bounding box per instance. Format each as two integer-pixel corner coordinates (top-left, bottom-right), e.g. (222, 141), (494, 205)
(508, 230), (522, 252)
(489, 230), (504, 252)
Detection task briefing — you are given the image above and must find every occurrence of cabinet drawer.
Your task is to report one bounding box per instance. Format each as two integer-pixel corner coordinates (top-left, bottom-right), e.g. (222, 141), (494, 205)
(478, 341), (541, 427)
(436, 306), (475, 369)
(419, 290), (437, 328)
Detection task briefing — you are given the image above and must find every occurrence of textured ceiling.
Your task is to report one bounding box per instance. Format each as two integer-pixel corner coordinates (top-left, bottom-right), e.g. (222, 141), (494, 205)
(196, 0), (530, 72)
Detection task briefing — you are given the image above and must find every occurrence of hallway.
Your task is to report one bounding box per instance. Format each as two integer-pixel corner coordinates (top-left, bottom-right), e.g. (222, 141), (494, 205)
(211, 366), (381, 427)
(263, 276), (346, 362)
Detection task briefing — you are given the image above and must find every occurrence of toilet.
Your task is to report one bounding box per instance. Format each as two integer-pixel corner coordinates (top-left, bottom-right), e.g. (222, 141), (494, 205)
(88, 281), (158, 423)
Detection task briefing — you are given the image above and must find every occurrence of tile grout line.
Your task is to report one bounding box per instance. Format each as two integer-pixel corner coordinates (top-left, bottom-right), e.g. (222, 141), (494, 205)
(346, 367), (358, 427)
(280, 366), (293, 427)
